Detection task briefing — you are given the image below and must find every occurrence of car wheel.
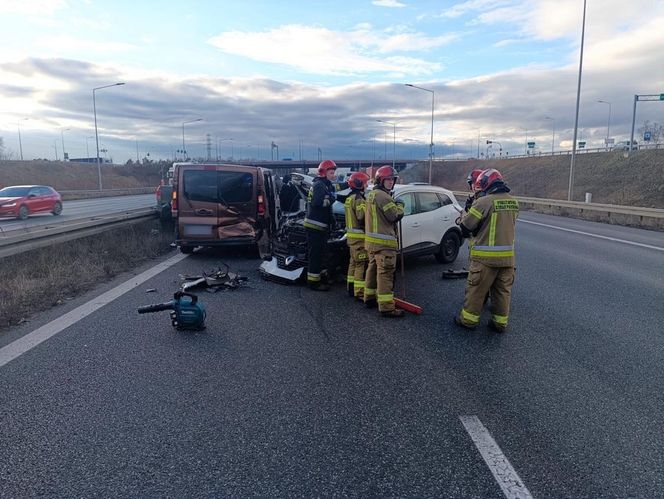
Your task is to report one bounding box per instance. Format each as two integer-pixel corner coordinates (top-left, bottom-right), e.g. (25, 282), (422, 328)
(179, 245), (194, 254)
(52, 201), (63, 215)
(18, 205), (29, 220)
(435, 230), (460, 264)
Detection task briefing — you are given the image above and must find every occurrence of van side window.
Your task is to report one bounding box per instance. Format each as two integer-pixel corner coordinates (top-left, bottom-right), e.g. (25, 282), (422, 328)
(219, 172), (253, 203)
(183, 171), (217, 203)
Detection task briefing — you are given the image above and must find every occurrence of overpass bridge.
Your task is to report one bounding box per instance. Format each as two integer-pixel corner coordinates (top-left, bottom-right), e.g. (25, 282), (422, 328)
(227, 159), (413, 175)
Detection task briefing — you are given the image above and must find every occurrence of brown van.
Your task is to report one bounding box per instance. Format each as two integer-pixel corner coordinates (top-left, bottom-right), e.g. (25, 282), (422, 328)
(172, 163), (279, 255)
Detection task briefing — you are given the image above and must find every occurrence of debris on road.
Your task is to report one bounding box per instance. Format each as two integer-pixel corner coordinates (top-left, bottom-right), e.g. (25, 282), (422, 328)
(442, 269), (469, 279)
(145, 288), (157, 293)
(179, 263), (248, 293)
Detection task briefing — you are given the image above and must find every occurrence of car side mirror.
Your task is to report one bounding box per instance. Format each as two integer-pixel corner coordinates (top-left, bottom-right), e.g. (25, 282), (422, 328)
(28, 194), (37, 198)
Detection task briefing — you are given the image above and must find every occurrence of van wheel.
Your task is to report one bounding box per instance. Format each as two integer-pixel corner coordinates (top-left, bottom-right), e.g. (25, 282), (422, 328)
(18, 205), (29, 220)
(435, 231), (460, 264)
(180, 245), (194, 254)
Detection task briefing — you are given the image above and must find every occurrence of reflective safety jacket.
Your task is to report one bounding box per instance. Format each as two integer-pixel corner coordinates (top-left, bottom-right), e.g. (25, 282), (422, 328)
(344, 190), (366, 248)
(304, 177), (335, 232)
(460, 192), (519, 267)
(364, 186), (404, 252)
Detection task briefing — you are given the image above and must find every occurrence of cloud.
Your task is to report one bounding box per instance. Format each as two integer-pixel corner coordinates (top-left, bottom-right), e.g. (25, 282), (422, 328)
(372, 0), (406, 7)
(0, 0), (68, 16)
(208, 24), (449, 76)
(35, 35), (138, 53)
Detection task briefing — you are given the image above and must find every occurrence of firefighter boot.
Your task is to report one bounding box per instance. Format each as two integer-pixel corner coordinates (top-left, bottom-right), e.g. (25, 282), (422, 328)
(381, 309), (404, 318)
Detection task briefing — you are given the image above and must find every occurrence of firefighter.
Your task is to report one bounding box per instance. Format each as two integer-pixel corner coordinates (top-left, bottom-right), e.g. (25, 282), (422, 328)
(344, 171), (370, 299)
(304, 159), (337, 291)
(454, 169), (519, 332)
(464, 169), (485, 213)
(364, 165), (405, 318)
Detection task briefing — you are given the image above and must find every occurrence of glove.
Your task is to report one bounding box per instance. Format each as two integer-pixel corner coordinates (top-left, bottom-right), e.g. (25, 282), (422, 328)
(395, 199), (405, 208)
(464, 196), (474, 213)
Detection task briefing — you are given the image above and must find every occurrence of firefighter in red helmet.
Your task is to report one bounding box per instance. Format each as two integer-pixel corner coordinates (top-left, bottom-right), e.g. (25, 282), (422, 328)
(364, 165), (405, 318)
(304, 159), (337, 291)
(455, 169), (519, 332)
(344, 171), (370, 299)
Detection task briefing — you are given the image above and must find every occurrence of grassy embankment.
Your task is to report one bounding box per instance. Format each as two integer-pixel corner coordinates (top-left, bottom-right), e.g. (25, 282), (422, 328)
(0, 220), (175, 332)
(0, 160), (162, 190)
(400, 149), (664, 209)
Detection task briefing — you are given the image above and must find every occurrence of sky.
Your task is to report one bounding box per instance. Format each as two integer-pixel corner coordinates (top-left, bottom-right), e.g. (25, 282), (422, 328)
(0, 0), (663, 163)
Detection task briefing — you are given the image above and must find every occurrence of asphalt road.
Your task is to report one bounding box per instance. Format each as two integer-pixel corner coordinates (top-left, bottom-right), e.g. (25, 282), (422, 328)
(1, 212), (663, 497)
(0, 194), (155, 234)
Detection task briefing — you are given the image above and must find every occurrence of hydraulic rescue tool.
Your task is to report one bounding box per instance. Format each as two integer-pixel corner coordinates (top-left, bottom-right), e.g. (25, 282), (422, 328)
(137, 291), (206, 330)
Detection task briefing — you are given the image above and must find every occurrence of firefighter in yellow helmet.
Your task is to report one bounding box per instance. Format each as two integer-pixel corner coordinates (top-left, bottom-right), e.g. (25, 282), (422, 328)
(344, 171), (370, 300)
(364, 165), (405, 318)
(455, 169), (519, 332)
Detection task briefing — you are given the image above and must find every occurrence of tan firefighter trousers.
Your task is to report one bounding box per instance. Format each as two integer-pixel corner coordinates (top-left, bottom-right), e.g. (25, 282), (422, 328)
(364, 249), (397, 312)
(459, 260), (515, 329)
(347, 245), (368, 298)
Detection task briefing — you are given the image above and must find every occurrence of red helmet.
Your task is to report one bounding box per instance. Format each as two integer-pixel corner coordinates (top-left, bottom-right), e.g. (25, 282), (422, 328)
(466, 169), (484, 188)
(348, 172), (370, 190)
(317, 159), (337, 176)
(375, 165), (398, 186)
(473, 168), (503, 192)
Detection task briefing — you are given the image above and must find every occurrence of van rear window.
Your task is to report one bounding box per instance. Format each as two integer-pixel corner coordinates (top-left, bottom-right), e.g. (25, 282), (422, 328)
(183, 170), (253, 204)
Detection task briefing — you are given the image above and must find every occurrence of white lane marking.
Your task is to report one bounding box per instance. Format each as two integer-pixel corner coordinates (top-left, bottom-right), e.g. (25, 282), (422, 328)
(460, 416), (533, 499)
(518, 218), (664, 252)
(0, 252), (189, 369)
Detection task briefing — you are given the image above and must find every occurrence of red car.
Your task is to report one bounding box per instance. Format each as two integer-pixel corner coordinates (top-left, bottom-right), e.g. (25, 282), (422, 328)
(0, 185), (63, 220)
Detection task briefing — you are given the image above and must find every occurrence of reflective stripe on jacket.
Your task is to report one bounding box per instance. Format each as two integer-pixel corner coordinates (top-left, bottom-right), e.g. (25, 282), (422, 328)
(364, 187), (404, 252)
(460, 193), (519, 267)
(304, 177), (335, 231)
(344, 190), (366, 247)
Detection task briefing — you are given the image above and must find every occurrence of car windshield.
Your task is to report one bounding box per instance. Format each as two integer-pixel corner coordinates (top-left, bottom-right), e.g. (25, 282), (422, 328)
(0, 187), (31, 197)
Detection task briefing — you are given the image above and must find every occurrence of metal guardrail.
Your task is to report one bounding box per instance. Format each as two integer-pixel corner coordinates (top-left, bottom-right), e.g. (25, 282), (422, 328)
(0, 207), (158, 259)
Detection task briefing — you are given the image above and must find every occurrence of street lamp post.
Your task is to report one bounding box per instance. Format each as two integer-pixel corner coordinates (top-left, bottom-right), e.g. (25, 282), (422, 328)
(182, 118), (203, 161)
(544, 117), (555, 154)
(405, 83), (434, 184)
(569, 0), (587, 201)
(60, 127), (70, 161)
(17, 118), (29, 160)
(597, 100), (611, 149)
(519, 127), (528, 155)
(93, 82), (125, 190)
(376, 119), (396, 168)
(218, 137), (233, 161)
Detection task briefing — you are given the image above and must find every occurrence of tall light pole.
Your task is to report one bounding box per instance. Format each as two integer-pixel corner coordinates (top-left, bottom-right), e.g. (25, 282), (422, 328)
(405, 83), (434, 184)
(376, 119), (396, 168)
(16, 118), (29, 160)
(93, 82), (125, 190)
(597, 100), (611, 149)
(519, 127), (528, 155)
(218, 137), (233, 161)
(569, 0), (587, 201)
(182, 118), (203, 161)
(544, 117), (555, 154)
(60, 127), (70, 161)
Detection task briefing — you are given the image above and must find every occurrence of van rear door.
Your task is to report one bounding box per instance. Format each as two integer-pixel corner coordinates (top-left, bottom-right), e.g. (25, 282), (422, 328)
(216, 169), (257, 240)
(179, 167), (219, 242)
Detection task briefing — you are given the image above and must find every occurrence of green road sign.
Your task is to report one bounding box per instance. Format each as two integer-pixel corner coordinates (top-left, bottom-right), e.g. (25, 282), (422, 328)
(660, 93), (664, 100)
(578, 141), (586, 149)
(527, 141), (535, 148)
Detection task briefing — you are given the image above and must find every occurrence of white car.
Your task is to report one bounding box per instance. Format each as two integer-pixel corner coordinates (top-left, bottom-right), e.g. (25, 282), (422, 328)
(260, 175), (465, 283)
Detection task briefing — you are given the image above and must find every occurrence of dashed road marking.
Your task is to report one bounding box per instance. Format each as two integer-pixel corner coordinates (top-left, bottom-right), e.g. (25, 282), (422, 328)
(518, 218), (664, 252)
(0, 252), (189, 369)
(460, 415), (533, 499)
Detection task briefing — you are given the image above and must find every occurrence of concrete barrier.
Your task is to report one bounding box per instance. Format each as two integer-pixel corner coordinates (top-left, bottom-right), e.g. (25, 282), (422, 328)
(453, 191), (664, 231)
(59, 187), (154, 200)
